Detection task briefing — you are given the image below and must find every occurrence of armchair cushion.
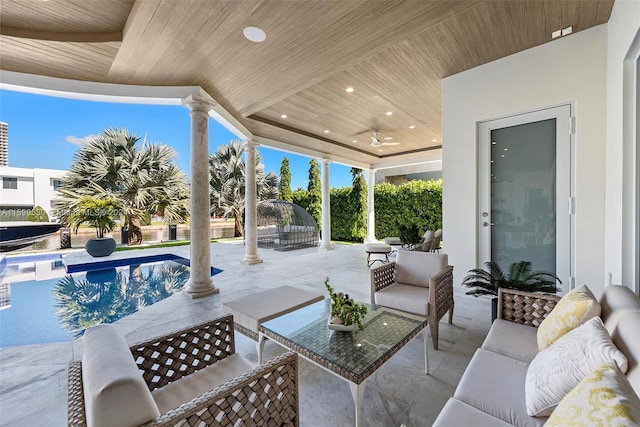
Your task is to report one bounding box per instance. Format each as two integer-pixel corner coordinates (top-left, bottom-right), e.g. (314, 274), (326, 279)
(395, 251), (448, 288)
(152, 353), (254, 413)
(82, 324), (160, 427)
(374, 283), (429, 316)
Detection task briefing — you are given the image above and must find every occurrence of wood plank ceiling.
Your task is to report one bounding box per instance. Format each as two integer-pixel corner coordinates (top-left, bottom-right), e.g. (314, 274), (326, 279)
(0, 0), (614, 165)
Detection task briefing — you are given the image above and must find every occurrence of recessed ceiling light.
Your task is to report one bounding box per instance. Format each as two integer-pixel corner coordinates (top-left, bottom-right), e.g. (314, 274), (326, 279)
(432, 139), (437, 142)
(352, 140), (357, 143)
(280, 114), (287, 119)
(243, 26), (266, 43)
(324, 130), (330, 133)
(385, 111), (393, 116)
(346, 87), (354, 93)
(379, 149), (383, 152)
(409, 125), (415, 129)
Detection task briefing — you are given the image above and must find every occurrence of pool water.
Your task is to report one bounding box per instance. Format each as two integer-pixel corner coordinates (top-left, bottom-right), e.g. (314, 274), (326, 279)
(0, 254), (222, 347)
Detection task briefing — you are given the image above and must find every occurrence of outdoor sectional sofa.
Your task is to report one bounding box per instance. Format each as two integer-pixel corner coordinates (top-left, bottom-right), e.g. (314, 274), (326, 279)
(434, 285), (640, 426)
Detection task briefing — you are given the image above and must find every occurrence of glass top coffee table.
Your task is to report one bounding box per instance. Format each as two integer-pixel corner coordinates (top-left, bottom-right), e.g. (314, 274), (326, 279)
(259, 299), (429, 426)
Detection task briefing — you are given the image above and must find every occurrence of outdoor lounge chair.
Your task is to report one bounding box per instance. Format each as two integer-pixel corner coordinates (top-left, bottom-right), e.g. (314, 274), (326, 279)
(67, 315), (299, 427)
(370, 251), (454, 350)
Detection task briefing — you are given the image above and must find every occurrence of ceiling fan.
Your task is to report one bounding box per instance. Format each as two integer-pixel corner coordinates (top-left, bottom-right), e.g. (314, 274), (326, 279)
(370, 131), (400, 147)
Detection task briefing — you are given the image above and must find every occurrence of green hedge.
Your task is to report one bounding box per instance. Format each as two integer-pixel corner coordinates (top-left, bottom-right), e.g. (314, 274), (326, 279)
(374, 180), (442, 239)
(293, 179), (442, 242)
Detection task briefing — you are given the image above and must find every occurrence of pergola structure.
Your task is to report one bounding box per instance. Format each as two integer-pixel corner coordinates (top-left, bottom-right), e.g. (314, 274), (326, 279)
(1, 1), (638, 299)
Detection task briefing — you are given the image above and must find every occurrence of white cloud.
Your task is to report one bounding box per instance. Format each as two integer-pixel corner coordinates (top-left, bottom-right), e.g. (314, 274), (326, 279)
(65, 134), (94, 146)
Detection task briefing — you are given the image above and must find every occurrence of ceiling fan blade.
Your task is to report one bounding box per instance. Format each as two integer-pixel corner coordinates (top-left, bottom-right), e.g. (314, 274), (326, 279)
(382, 142), (400, 146)
(370, 136), (378, 144)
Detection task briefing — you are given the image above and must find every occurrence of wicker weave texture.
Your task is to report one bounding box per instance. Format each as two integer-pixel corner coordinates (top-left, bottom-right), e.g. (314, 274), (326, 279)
(67, 362), (87, 427)
(498, 288), (561, 327)
(144, 351), (299, 427)
(130, 316), (235, 390)
(429, 265), (454, 350)
(369, 261), (395, 303)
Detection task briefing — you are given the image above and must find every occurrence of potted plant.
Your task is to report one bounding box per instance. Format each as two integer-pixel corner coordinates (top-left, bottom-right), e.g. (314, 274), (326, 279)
(65, 196), (121, 257)
(325, 277), (368, 331)
(462, 260), (561, 322)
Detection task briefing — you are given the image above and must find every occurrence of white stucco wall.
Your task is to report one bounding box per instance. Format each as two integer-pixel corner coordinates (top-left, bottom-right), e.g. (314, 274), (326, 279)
(0, 166), (66, 220)
(442, 25), (608, 297)
(0, 166), (34, 206)
(604, 0), (640, 292)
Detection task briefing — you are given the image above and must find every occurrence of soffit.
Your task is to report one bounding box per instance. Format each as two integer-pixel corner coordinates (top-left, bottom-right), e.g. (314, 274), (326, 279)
(0, 0), (614, 164)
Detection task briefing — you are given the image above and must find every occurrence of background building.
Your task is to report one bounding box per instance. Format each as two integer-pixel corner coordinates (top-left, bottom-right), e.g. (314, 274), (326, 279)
(0, 122), (7, 166)
(0, 166), (66, 221)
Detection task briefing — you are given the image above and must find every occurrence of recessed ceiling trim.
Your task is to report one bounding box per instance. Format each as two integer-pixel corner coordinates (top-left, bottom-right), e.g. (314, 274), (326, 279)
(0, 27), (122, 42)
(248, 114), (373, 156)
(378, 145), (442, 159)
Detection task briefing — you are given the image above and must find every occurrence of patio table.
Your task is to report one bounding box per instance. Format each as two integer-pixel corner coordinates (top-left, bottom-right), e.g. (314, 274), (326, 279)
(260, 299), (428, 427)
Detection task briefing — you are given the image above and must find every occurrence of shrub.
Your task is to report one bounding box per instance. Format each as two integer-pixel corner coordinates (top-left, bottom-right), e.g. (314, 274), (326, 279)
(27, 205), (49, 222)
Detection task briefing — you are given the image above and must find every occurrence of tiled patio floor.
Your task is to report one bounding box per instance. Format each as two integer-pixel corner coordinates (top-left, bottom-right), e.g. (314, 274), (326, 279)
(0, 241), (492, 426)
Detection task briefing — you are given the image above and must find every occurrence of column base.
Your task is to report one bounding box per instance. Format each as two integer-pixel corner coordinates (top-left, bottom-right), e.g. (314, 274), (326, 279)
(320, 243), (334, 250)
(183, 286), (219, 299)
(183, 278), (219, 299)
(242, 255), (263, 265)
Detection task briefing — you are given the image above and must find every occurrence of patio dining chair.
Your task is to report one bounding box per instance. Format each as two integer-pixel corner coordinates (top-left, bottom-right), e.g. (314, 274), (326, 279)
(370, 251), (454, 350)
(68, 316), (299, 427)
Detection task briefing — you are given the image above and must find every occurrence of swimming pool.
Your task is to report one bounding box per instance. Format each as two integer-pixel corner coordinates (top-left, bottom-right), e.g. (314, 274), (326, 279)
(0, 253), (222, 347)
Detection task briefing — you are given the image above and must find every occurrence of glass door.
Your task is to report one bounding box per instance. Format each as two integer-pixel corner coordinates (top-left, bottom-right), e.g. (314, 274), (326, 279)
(478, 105), (572, 290)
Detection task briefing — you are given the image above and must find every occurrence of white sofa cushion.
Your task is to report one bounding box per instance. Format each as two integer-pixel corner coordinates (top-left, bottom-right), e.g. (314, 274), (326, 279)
(546, 361), (640, 427)
(454, 349), (546, 427)
(481, 319), (539, 363)
(600, 284), (640, 334)
(374, 282), (429, 316)
(433, 398), (514, 427)
(152, 353), (254, 414)
(82, 324), (160, 427)
(394, 251), (447, 288)
(611, 310), (640, 396)
(537, 284), (601, 350)
(525, 316), (628, 417)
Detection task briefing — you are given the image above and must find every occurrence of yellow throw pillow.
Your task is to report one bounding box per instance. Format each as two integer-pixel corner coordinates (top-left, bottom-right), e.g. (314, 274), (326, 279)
(537, 284), (600, 351)
(546, 362), (640, 427)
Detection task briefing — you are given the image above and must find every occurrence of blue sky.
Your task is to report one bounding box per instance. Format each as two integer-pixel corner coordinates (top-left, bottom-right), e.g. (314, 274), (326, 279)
(0, 89), (353, 189)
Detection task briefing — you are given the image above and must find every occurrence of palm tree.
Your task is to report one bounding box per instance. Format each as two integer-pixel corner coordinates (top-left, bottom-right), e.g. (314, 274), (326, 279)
(462, 260), (561, 297)
(52, 128), (190, 245)
(209, 140), (279, 236)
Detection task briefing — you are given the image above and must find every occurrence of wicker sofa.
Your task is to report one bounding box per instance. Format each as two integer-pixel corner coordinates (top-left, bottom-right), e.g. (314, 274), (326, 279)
(433, 285), (640, 426)
(68, 315), (299, 427)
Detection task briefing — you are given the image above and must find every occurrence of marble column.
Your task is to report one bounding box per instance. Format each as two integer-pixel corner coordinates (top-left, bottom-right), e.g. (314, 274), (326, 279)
(243, 140), (263, 264)
(320, 158), (333, 249)
(182, 94), (218, 298)
(366, 169), (377, 242)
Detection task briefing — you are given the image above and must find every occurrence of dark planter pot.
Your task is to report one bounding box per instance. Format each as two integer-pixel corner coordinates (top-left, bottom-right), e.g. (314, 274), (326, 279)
(491, 297), (498, 323)
(85, 238), (116, 257)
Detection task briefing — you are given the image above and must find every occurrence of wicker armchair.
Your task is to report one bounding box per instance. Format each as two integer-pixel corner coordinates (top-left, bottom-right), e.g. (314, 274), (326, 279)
(68, 315), (299, 427)
(370, 251), (454, 350)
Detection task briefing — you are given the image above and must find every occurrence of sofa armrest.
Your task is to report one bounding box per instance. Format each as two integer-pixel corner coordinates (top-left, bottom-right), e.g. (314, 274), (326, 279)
(130, 315), (235, 391)
(370, 261), (396, 304)
(429, 265), (454, 323)
(143, 351), (299, 427)
(497, 288), (561, 327)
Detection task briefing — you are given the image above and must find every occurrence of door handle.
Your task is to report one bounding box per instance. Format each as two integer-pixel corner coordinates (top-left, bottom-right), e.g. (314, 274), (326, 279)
(482, 222), (495, 227)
